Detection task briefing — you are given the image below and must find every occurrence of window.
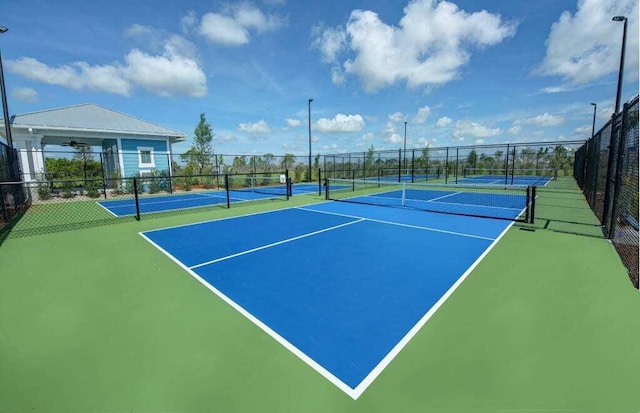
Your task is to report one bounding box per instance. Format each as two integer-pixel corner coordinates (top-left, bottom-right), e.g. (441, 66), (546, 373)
(138, 147), (155, 168)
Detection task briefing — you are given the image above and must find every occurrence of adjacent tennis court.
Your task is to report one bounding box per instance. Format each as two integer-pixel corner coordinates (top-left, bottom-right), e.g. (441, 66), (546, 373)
(141, 199), (515, 399)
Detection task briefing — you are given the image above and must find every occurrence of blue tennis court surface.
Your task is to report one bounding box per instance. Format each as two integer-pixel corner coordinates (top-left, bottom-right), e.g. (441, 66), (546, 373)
(141, 202), (514, 398)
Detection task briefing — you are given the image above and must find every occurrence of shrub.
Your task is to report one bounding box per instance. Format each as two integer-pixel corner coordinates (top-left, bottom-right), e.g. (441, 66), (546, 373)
(62, 181), (75, 199)
(37, 183), (52, 200)
(148, 174), (161, 194)
(86, 180), (101, 198)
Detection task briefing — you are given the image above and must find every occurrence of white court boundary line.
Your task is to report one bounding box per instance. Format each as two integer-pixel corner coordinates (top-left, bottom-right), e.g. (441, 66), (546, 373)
(350, 218), (516, 398)
(139, 227), (361, 399)
(96, 200), (120, 217)
(139, 205), (512, 399)
(189, 219), (364, 269)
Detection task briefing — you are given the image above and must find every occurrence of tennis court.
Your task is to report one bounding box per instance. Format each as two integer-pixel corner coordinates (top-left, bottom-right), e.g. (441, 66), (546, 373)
(459, 168), (557, 186)
(141, 198), (515, 398)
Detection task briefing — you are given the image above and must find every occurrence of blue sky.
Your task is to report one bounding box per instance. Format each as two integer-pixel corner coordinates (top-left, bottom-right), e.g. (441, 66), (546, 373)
(2, 0), (638, 156)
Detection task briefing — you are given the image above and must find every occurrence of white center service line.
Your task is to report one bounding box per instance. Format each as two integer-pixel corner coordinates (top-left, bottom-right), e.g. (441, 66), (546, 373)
(188, 218), (365, 270)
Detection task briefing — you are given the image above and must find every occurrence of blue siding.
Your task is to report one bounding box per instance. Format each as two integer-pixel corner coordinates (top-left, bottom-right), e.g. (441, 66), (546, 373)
(120, 138), (169, 177)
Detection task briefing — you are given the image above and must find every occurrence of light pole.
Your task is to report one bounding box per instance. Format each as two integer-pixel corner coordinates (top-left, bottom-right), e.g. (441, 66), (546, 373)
(403, 121), (407, 173)
(0, 25), (13, 148)
(612, 16), (627, 114)
(590, 103), (597, 138)
(308, 98), (313, 182)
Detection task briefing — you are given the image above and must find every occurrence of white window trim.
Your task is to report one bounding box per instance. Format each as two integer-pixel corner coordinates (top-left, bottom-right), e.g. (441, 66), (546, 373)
(138, 146), (155, 168)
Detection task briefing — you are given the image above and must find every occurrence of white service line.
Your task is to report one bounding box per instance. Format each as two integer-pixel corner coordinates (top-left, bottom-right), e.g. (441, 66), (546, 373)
(189, 218), (365, 269)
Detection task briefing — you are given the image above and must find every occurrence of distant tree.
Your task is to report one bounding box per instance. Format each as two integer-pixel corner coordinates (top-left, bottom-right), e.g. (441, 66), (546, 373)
(180, 113), (215, 175)
(365, 145), (375, 174)
(262, 153), (276, 172)
(232, 156), (247, 169)
(520, 148), (536, 168)
(467, 149), (477, 169)
(281, 153), (296, 170)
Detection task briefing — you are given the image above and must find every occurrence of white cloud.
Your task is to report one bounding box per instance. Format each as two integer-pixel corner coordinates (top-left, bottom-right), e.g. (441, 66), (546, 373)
(315, 113), (364, 133)
(238, 120), (271, 133)
(436, 116), (453, 128)
(383, 121), (397, 136)
(331, 66), (346, 84)
(311, 25), (347, 63)
(321, 143), (339, 151)
(522, 113), (565, 127)
(475, 139), (485, 145)
(453, 120), (501, 140)
(124, 24), (156, 39)
(313, 0), (517, 91)
(536, 0), (639, 85)
(215, 134), (238, 143)
(8, 35), (206, 97)
(575, 125), (592, 135)
(286, 118), (302, 127)
(123, 46), (206, 97)
(199, 4), (285, 46)
(12, 86), (39, 103)
(362, 132), (375, 141)
(417, 137), (436, 147)
(388, 112), (405, 122)
(508, 124), (522, 135)
(413, 106), (430, 124)
(200, 14), (250, 46)
(181, 11), (198, 34)
(384, 133), (403, 144)
(8, 57), (132, 95)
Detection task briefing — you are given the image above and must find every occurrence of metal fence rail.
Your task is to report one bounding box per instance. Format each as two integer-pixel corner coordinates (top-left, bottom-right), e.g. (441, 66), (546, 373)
(574, 95), (639, 288)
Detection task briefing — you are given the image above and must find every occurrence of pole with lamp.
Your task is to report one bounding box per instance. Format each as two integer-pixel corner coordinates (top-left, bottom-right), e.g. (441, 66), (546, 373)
(601, 15), (628, 235)
(0, 25), (13, 148)
(612, 16), (627, 114)
(403, 121), (407, 174)
(308, 98), (313, 182)
(590, 103), (597, 138)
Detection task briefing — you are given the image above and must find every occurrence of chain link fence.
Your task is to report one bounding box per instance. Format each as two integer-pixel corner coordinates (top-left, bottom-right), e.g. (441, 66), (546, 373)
(574, 95), (639, 288)
(0, 141), (30, 236)
(324, 141), (583, 185)
(0, 171), (291, 239)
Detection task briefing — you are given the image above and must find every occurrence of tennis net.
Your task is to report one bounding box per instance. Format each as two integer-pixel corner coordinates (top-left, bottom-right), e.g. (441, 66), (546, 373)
(226, 172), (291, 199)
(325, 178), (535, 222)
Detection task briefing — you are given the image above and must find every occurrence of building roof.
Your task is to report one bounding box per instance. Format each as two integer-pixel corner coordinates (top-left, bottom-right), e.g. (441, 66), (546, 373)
(3, 103), (186, 140)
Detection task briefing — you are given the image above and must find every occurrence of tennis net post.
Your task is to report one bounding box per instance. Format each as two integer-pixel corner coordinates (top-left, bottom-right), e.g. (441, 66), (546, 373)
(285, 169), (290, 200)
(530, 185), (537, 223)
(132, 177), (141, 221)
(224, 174), (230, 208)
